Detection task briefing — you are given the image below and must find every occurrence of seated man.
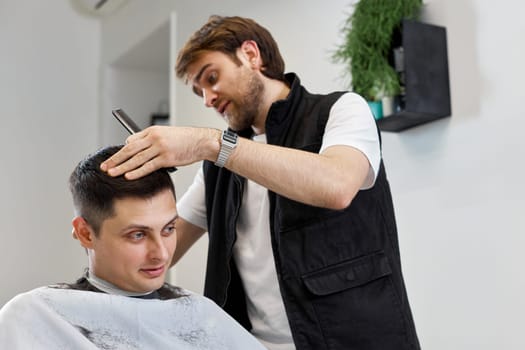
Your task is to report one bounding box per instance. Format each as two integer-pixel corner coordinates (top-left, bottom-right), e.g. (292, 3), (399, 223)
(0, 145), (265, 350)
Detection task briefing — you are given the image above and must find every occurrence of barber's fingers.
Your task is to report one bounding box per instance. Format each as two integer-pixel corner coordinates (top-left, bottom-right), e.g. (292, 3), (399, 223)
(100, 135), (152, 175)
(107, 145), (159, 177)
(120, 157), (163, 180)
(125, 128), (148, 144)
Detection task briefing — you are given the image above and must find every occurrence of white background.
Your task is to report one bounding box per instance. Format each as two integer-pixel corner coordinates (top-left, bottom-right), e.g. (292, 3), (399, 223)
(1, 0), (523, 349)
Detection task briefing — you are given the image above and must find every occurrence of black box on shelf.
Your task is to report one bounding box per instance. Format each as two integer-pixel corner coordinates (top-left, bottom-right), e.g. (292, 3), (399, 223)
(378, 19), (451, 132)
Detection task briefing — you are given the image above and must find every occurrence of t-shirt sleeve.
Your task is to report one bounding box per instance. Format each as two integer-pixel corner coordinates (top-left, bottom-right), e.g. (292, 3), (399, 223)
(319, 92), (381, 189)
(177, 166), (208, 230)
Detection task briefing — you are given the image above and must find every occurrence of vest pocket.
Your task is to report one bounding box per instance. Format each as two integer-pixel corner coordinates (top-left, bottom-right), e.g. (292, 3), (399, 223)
(300, 251), (411, 349)
(302, 251), (392, 296)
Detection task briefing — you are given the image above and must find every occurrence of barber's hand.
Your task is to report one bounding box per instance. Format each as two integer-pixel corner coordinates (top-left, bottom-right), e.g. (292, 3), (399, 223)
(100, 126), (220, 179)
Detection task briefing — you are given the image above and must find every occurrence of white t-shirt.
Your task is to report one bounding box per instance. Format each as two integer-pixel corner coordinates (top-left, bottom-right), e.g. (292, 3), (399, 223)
(177, 92), (380, 350)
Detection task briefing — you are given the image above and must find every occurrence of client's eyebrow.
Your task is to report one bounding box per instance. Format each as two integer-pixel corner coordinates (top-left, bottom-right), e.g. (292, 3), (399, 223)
(120, 214), (179, 233)
(164, 214), (179, 227)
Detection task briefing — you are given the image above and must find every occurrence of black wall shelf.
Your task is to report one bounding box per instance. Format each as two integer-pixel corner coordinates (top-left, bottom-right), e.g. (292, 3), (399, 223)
(377, 20), (451, 132)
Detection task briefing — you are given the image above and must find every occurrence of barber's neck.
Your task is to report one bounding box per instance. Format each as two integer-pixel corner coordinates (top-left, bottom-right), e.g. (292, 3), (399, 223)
(86, 269), (155, 297)
(252, 78), (290, 135)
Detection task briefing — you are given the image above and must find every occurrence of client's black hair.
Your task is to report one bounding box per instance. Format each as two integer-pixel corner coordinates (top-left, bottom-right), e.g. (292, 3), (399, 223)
(69, 145), (175, 235)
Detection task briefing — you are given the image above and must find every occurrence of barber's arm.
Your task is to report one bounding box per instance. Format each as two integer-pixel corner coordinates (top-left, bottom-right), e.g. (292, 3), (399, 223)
(226, 139), (369, 210)
(101, 127), (369, 210)
(171, 217), (206, 267)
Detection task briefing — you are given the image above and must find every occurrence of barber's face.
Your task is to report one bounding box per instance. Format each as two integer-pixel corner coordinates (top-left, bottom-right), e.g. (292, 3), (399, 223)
(89, 189), (178, 293)
(187, 50), (264, 131)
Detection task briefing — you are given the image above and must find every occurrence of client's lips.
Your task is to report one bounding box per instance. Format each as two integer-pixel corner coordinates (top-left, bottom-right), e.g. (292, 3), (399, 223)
(140, 265), (165, 278)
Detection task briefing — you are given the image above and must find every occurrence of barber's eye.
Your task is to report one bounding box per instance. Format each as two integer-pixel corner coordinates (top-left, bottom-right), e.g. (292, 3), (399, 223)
(207, 72), (217, 85)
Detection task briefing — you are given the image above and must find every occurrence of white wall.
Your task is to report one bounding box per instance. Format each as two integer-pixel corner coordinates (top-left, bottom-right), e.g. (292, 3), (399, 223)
(98, 1), (172, 145)
(0, 1), (100, 305)
(100, 66), (169, 144)
(382, 1), (525, 349)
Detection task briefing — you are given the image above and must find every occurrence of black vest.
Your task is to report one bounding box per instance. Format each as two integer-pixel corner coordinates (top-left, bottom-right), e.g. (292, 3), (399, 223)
(202, 74), (420, 350)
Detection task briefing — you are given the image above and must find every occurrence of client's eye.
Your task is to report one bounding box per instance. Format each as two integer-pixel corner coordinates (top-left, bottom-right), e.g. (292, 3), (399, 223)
(163, 225), (176, 236)
(129, 232), (145, 241)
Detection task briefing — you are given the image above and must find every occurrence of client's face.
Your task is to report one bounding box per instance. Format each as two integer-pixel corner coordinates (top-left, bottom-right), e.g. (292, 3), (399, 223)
(90, 189), (178, 293)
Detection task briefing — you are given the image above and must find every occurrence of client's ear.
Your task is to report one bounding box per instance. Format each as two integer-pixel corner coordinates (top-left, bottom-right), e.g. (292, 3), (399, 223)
(72, 217), (95, 249)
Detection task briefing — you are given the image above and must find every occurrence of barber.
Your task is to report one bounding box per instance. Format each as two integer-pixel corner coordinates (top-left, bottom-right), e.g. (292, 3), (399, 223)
(101, 15), (420, 350)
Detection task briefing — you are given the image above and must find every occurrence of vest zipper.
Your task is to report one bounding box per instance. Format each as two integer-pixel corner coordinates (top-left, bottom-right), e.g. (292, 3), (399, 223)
(220, 174), (244, 307)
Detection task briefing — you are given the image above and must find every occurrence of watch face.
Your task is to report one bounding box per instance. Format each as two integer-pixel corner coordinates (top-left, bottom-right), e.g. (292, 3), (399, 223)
(223, 130), (238, 144)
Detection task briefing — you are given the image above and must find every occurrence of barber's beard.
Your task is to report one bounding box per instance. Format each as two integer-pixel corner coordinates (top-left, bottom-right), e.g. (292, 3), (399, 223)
(226, 71), (264, 132)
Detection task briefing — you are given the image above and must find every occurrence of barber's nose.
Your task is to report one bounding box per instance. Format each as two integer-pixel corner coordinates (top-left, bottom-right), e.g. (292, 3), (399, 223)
(202, 88), (217, 108)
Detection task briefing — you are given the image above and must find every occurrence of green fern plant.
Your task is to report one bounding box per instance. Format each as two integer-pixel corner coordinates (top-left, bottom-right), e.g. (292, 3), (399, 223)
(333, 0), (423, 101)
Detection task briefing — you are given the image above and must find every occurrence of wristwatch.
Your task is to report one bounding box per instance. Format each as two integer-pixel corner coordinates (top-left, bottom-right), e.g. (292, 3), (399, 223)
(215, 130), (238, 167)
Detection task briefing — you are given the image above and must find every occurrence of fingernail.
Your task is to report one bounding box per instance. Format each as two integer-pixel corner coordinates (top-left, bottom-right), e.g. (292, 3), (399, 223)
(100, 163), (107, 171)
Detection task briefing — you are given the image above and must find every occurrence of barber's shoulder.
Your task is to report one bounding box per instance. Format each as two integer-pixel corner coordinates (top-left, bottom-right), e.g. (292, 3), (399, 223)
(333, 91), (369, 110)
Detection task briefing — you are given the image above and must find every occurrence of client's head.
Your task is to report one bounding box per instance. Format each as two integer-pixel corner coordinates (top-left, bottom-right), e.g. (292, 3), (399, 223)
(69, 145), (177, 293)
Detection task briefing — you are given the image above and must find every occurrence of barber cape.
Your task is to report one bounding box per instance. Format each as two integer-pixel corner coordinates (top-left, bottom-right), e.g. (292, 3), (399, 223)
(0, 286), (266, 349)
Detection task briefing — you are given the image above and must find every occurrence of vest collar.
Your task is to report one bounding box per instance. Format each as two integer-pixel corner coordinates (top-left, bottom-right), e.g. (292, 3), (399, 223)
(266, 73), (301, 127)
(235, 73), (303, 142)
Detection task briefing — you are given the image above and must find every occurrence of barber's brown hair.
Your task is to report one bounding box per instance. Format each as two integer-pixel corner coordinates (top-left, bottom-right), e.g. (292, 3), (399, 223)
(176, 15), (285, 82)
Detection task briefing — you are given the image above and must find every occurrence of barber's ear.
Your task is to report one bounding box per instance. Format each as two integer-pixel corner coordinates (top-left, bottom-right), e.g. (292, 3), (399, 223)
(240, 40), (261, 68)
(72, 217), (95, 249)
